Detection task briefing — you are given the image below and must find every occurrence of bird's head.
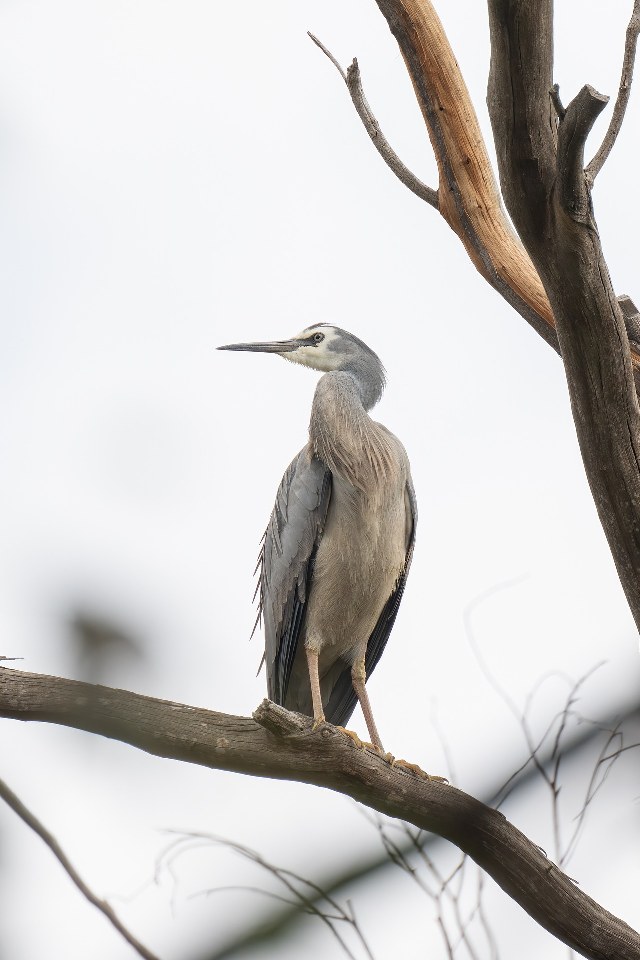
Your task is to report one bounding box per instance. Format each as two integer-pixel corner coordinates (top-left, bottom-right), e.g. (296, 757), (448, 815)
(219, 325), (386, 409)
(218, 324), (379, 372)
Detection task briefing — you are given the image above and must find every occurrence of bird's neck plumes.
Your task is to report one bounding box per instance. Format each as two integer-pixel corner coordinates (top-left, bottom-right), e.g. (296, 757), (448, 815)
(309, 369), (394, 493)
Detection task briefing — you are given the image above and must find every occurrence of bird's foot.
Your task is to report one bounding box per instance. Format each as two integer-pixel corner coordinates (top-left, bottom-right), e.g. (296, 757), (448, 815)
(311, 714), (326, 732)
(387, 756), (448, 782)
(335, 726), (369, 750)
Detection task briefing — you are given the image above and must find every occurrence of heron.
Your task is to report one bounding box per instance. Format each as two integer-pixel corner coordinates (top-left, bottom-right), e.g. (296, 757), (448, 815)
(219, 324), (416, 755)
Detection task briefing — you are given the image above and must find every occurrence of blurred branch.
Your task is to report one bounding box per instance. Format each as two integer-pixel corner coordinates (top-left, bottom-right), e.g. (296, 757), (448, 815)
(160, 832), (376, 960)
(1, 667), (639, 960)
(68, 610), (144, 684)
(0, 775), (160, 960)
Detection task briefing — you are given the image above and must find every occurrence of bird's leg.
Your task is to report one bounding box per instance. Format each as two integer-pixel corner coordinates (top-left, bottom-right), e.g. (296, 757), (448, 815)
(351, 661), (444, 778)
(351, 658), (384, 753)
(305, 648), (326, 730)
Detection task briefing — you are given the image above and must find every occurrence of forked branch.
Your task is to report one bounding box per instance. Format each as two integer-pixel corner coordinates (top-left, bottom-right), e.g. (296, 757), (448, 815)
(313, 2), (561, 351)
(313, 1), (640, 370)
(488, 0), (640, 631)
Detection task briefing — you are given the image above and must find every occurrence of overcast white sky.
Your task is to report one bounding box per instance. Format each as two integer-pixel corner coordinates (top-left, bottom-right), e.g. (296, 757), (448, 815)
(0, 2), (639, 958)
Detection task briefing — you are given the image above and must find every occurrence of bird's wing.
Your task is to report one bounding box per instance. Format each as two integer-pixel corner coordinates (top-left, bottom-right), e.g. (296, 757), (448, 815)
(258, 446), (332, 705)
(324, 475), (418, 727)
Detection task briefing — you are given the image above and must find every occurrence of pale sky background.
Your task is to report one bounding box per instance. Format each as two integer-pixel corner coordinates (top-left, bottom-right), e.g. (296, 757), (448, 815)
(0, 1), (639, 958)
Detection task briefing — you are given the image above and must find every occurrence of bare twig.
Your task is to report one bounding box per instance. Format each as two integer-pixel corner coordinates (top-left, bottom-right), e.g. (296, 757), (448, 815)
(0, 776), (160, 960)
(378, 662), (636, 958)
(463, 580), (637, 873)
(476, 870), (500, 960)
(159, 832), (376, 960)
(380, 820), (488, 960)
(586, 0), (640, 184)
(308, 32), (439, 208)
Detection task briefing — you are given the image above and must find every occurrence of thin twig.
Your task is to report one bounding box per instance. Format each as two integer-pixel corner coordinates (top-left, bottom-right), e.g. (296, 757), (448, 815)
(476, 870), (500, 960)
(561, 724), (627, 866)
(586, 0), (640, 184)
(0, 777), (160, 960)
(159, 832), (376, 960)
(308, 32), (439, 208)
(391, 822), (487, 959)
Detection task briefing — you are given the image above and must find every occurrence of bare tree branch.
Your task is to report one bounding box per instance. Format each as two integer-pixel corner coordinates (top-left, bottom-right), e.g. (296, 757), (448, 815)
(487, 0), (640, 632)
(308, 32), (439, 208)
(339, 0), (640, 375)
(619, 295), (640, 347)
(1, 667), (639, 960)
(312, 3), (565, 352)
(194, 696), (640, 960)
(0, 774), (160, 960)
(374, 2), (559, 348)
(586, 0), (640, 185)
(554, 84), (610, 223)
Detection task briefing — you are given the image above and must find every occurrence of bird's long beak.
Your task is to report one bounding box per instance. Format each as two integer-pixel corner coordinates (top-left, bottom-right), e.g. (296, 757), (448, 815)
(218, 338), (305, 353)
(217, 338), (302, 354)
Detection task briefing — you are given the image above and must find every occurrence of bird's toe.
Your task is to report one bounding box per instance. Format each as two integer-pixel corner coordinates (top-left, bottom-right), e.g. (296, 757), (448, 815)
(335, 726), (367, 749)
(389, 757), (448, 782)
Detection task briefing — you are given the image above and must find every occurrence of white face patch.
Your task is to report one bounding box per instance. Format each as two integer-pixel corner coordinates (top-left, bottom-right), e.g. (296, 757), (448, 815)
(285, 325), (344, 372)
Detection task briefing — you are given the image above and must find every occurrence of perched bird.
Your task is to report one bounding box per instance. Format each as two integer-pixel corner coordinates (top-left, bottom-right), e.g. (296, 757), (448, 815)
(219, 325), (416, 753)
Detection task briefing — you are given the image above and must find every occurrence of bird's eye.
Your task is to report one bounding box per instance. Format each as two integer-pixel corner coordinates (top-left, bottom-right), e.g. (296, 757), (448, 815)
(312, 332), (325, 344)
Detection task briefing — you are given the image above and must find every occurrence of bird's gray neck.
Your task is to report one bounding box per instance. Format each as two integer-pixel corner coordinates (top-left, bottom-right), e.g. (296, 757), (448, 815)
(309, 368), (391, 492)
(340, 355), (385, 411)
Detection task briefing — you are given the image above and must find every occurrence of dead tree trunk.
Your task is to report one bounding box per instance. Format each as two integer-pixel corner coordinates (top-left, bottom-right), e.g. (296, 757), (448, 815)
(324, 0), (640, 628)
(487, 0), (640, 628)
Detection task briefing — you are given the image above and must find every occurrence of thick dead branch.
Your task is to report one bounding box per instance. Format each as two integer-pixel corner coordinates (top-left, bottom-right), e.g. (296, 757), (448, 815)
(308, 32), (439, 208)
(586, 0), (640, 185)
(487, 0), (640, 632)
(0, 776), (160, 960)
(312, 0), (640, 625)
(335, 0), (560, 351)
(554, 84), (609, 222)
(619, 295), (640, 346)
(1, 667), (639, 960)
(345, 1), (640, 370)
(202, 697), (640, 960)
(309, 5), (561, 347)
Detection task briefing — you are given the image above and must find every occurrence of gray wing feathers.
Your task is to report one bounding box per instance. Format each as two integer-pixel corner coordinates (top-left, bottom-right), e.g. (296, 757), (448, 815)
(259, 447), (332, 704)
